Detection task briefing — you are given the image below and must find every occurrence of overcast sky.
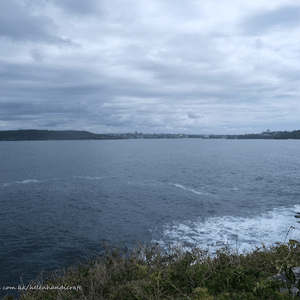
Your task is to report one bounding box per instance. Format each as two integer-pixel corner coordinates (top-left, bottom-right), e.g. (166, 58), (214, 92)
(1, 0), (300, 134)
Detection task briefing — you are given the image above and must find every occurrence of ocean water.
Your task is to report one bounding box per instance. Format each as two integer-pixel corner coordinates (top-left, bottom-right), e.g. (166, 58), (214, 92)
(1, 139), (300, 296)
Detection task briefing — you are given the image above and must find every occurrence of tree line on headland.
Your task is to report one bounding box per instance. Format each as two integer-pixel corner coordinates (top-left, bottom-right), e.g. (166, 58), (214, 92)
(1, 129), (300, 141)
(0, 130), (119, 141)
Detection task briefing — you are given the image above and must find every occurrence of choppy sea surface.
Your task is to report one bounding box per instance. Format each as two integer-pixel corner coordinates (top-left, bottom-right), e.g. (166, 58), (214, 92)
(1, 139), (300, 296)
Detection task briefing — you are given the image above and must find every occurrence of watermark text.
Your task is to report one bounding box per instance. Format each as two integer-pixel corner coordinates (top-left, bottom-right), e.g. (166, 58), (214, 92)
(1, 285), (82, 291)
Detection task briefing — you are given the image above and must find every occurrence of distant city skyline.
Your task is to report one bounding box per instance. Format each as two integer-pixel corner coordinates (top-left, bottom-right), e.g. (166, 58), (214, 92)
(1, 1), (300, 134)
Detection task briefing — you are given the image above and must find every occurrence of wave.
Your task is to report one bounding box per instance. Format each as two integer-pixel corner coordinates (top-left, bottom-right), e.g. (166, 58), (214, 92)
(171, 183), (218, 197)
(16, 179), (42, 184)
(2, 176), (105, 187)
(152, 205), (300, 253)
(72, 176), (103, 180)
(3, 179), (47, 187)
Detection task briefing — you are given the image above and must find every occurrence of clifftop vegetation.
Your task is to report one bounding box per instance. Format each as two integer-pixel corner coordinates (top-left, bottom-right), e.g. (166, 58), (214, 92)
(4, 238), (300, 299)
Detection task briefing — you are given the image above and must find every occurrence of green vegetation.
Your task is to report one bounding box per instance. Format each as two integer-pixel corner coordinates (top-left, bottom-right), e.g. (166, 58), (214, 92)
(4, 238), (300, 299)
(0, 130), (119, 141)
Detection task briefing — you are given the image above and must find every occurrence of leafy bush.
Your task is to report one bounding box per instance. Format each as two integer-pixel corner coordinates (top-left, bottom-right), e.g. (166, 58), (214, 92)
(3, 240), (300, 299)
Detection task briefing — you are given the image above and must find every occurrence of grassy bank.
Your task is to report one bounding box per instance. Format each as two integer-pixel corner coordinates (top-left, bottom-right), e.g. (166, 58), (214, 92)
(4, 239), (300, 300)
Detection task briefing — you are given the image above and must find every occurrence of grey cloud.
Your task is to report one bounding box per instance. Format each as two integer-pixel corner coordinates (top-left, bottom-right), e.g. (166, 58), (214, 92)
(30, 49), (44, 61)
(0, 1), (71, 44)
(51, 0), (101, 16)
(188, 112), (202, 119)
(243, 5), (300, 34)
(0, 48), (289, 133)
(254, 38), (264, 49)
(0, 101), (34, 116)
(166, 34), (222, 65)
(1, 1), (300, 134)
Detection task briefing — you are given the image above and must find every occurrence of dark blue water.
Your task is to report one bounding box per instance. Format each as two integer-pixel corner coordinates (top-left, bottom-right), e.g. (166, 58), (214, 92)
(1, 139), (300, 297)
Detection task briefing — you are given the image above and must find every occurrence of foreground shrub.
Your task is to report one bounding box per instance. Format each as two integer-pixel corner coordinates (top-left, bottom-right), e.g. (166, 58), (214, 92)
(4, 239), (300, 299)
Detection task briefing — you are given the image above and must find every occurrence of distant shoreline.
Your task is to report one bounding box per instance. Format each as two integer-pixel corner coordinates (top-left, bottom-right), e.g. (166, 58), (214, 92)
(1, 129), (300, 141)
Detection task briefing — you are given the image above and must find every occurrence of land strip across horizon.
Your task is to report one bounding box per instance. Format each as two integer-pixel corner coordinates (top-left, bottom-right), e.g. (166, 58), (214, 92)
(1, 129), (300, 141)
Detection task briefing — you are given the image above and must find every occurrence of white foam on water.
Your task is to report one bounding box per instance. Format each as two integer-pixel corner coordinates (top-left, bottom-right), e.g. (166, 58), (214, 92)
(72, 176), (103, 180)
(153, 205), (300, 253)
(2, 176), (106, 187)
(2, 178), (60, 187)
(171, 183), (218, 198)
(16, 179), (41, 184)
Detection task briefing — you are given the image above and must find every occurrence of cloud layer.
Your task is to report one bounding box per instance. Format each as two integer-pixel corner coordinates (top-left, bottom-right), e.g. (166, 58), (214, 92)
(1, 0), (300, 133)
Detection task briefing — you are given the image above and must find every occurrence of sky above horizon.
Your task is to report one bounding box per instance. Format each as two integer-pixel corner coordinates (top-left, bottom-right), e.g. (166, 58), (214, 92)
(1, 0), (300, 134)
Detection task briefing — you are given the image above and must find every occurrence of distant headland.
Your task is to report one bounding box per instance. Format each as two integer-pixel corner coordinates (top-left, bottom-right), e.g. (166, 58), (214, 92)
(0, 130), (119, 141)
(1, 129), (300, 141)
